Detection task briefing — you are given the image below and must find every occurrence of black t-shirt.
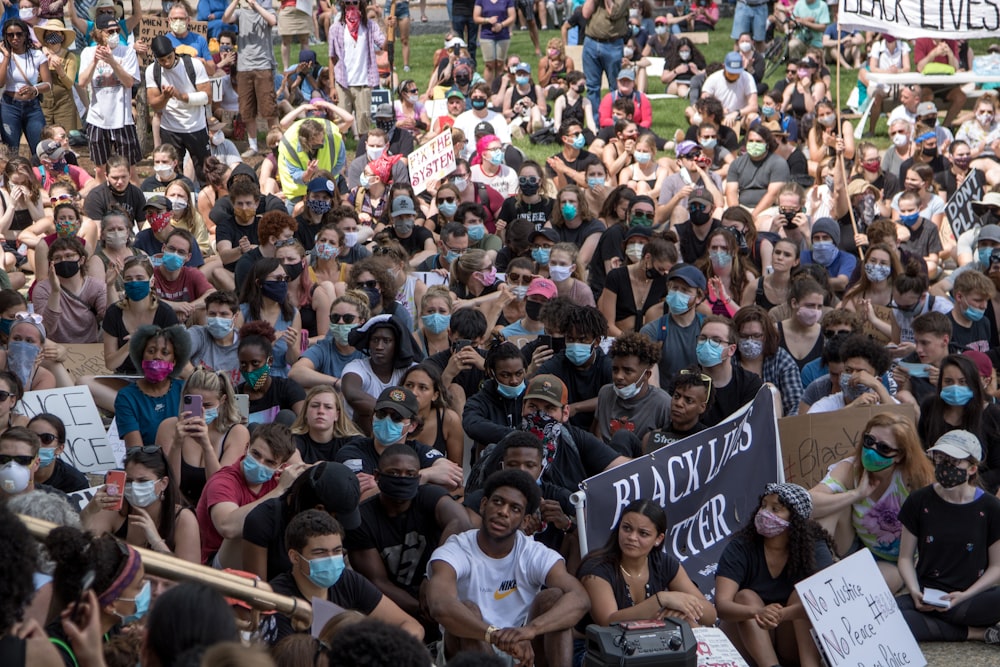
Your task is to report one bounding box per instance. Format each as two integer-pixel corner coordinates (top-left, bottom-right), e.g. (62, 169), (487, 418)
(84, 184), (146, 225)
(948, 311), (993, 353)
(295, 433), (366, 464)
(702, 364), (764, 427)
(101, 303), (180, 374)
(645, 421), (708, 453)
(139, 174), (196, 195)
(43, 459), (89, 493)
(212, 195), (285, 270)
(294, 213), (325, 251)
(602, 265), (668, 323)
(497, 196), (554, 231)
(243, 498), (293, 581)
(334, 438), (444, 475)
(898, 155), (948, 182)
(553, 218), (605, 250)
(675, 220), (720, 265)
(237, 377), (307, 417)
(388, 225), (434, 258)
(898, 484), (1000, 593)
(576, 549), (681, 631)
(427, 348), (486, 402)
(588, 225), (626, 298)
(538, 350), (612, 429)
(544, 149), (601, 179)
(260, 570), (383, 645)
(717, 533), (834, 605)
(685, 124), (738, 154)
(543, 424), (619, 492)
(344, 485), (448, 596)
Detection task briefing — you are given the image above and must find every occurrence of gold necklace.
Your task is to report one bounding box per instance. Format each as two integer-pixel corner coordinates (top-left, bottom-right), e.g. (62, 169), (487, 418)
(620, 563), (645, 578)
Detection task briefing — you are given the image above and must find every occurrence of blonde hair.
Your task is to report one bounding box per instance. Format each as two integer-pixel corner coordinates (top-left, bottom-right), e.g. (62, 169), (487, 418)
(332, 289), (372, 323)
(290, 385), (363, 438)
(180, 368), (240, 431)
(450, 248), (489, 289)
(421, 285), (453, 313)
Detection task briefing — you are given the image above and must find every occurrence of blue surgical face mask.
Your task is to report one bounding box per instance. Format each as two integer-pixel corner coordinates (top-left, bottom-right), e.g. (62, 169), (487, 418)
(467, 224), (486, 242)
(421, 313), (451, 334)
(161, 252), (184, 272)
(571, 134), (586, 150)
(123, 280), (151, 301)
(979, 247), (995, 268)
(205, 316), (234, 339)
(496, 380), (525, 398)
(445, 249), (462, 264)
(561, 203), (578, 220)
(303, 553), (346, 588)
(488, 149), (504, 165)
(709, 250), (732, 267)
(811, 240), (837, 266)
(516, 75), (530, 85)
(372, 416), (405, 444)
(565, 342), (594, 366)
(438, 200), (458, 217)
(941, 384), (975, 406)
(532, 247), (551, 265)
(666, 289), (692, 315)
(965, 305), (986, 322)
(117, 581), (151, 626)
(330, 322), (357, 346)
(696, 339), (725, 367)
(899, 212), (920, 227)
(37, 447), (57, 468)
(587, 176), (605, 189)
(242, 453), (275, 485)
(203, 407), (219, 425)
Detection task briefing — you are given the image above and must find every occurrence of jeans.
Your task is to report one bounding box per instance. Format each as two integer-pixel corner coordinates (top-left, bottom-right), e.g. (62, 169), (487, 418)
(582, 36), (623, 112)
(452, 14), (478, 67)
(1, 95), (44, 152)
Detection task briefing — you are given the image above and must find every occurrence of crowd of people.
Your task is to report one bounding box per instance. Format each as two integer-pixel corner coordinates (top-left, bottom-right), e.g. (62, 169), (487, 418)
(2, 0), (1000, 664)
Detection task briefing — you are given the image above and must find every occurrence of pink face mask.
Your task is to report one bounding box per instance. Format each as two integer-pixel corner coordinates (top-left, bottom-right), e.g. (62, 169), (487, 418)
(796, 306), (822, 327)
(754, 509), (790, 537)
(142, 359), (174, 383)
(474, 266), (497, 287)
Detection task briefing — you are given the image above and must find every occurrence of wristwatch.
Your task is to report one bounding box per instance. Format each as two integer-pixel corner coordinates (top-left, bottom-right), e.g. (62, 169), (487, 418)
(485, 625), (500, 644)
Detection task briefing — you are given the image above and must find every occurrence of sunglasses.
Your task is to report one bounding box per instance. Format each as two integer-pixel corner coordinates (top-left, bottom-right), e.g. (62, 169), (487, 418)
(357, 279), (379, 289)
(862, 433), (898, 458)
(50, 193), (74, 204)
(0, 453), (32, 465)
(330, 313), (358, 324)
(275, 238), (297, 249)
(374, 408), (405, 422)
(372, 246), (392, 256)
(36, 433), (59, 445)
(437, 197), (456, 204)
(519, 176), (540, 186)
(824, 328), (851, 338)
(5, 31), (24, 38)
(506, 273), (533, 285)
(678, 368), (713, 393)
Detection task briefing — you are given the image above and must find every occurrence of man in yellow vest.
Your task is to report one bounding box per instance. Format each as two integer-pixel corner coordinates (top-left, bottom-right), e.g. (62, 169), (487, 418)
(277, 117), (346, 203)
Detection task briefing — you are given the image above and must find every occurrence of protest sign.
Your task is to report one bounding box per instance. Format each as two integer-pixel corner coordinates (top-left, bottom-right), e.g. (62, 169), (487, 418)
(795, 549), (926, 667)
(67, 485), (103, 512)
(370, 88), (391, 116)
(581, 388), (782, 598)
(693, 627), (750, 667)
(137, 17), (208, 62)
(62, 343), (113, 381)
(16, 387), (123, 474)
(409, 131), (456, 195)
(945, 169), (985, 238)
(778, 404), (915, 489)
(838, 0), (1000, 39)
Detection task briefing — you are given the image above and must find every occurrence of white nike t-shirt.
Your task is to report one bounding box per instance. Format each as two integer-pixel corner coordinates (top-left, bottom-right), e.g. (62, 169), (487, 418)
(428, 529), (563, 629)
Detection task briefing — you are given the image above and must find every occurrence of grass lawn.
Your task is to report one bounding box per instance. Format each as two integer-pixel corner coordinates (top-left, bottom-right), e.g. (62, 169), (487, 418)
(290, 20), (996, 162)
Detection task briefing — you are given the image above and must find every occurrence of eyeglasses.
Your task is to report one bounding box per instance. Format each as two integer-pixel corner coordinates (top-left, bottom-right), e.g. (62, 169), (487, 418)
(519, 175), (540, 186)
(5, 31), (24, 38)
(36, 433), (59, 445)
(266, 275), (290, 283)
(356, 279), (379, 290)
(696, 335), (732, 346)
(740, 332), (764, 341)
(275, 238), (297, 249)
(824, 328), (851, 338)
(374, 408), (405, 422)
(506, 273), (533, 285)
(372, 246), (392, 256)
(330, 313), (358, 324)
(443, 244), (467, 256)
(678, 369), (713, 393)
(862, 433), (899, 458)
(0, 453), (32, 465)
(163, 244), (189, 257)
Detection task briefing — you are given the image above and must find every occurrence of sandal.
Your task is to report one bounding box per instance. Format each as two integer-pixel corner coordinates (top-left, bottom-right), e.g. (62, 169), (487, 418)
(421, 14), (428, 21)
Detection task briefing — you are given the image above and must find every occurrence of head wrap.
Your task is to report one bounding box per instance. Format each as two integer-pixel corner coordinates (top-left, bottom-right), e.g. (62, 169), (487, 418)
(763, 482), (813, 520)
(368, 153), (403, 185)
(97, 543), (141, 607)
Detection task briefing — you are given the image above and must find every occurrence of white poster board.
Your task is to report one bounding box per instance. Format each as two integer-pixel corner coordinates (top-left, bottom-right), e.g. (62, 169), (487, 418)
(408, 131), (456, 195)
(16, 386), (124, 474)
(67, 485), (103, 512)
(693, 627), (750, 667)
(839, 0), (1000, 39)
(795, 549), (925, 667)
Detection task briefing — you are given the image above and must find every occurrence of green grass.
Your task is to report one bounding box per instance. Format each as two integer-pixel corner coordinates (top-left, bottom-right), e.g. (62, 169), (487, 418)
(285, 21), (997, 160)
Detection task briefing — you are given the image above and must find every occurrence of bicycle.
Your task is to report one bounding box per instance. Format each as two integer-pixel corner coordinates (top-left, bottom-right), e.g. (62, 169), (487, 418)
(763, 17), (800, 81)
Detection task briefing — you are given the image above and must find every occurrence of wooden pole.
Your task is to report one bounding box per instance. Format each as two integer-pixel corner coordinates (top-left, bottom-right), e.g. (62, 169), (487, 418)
(835, 16), (863, 260)
(18, 514), (313, 629)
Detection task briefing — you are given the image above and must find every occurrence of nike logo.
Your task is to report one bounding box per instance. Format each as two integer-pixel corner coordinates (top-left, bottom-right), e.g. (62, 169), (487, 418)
(493, 588), (517, 600)
(494, 579), (518, 600)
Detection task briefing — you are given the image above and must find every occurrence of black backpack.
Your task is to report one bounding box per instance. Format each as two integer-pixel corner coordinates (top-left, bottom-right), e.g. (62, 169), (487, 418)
(154, 54), (198, 91)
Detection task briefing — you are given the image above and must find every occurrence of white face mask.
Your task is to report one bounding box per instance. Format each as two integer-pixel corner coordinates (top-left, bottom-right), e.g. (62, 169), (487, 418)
(891, 132), (909, 148)
(18, 7), (33, 19)
(211, 130), (225, 146)
(738, 41), (752, 53)
(549, 264), (573, 282)
(691, 112), (703, 125)
(153, 164), (174, 176)
(367, 146), (385, 162)
(170, 18), (187, 33)
(106, 33), (120, 49)
(625, 242), (645, 263)
(124, 479), (160, 508)
(623, 47), (634, 59)
(168, 196), (188, 211)
(343, 231), (358, 248)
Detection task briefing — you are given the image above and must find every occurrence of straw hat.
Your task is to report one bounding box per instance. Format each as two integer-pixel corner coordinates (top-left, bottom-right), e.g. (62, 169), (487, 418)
(90, 0), (124, 21)
(33, 19), (76, 46)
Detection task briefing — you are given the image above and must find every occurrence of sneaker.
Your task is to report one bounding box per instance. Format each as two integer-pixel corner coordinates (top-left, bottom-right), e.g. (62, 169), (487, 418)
(985, 625), (1000, 645)
(241, 148), (259, 158)
(404, 65), (411, 72)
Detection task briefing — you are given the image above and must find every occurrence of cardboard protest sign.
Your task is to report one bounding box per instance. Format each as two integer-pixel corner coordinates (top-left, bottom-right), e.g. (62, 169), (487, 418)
(16, 387), (123, 474)
(839, 0), (999, 39)
(778, 404), (915, 489)
(796, 549), (926, 667)
(409, 131), (456, 195)
(945, 169), (985, 238)
(137, 17), (208, 62)
(581, 388), (782, 598)
(693, 627), (750, 667)
(62, 343), (113, 381)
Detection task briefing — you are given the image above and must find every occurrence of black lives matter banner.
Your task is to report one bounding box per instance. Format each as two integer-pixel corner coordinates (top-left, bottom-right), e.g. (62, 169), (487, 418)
(580, 388), (781, 599)
(839, 0), (1000, 39)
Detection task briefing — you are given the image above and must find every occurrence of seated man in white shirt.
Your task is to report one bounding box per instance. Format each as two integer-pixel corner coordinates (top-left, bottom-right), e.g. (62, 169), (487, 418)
(700, 52), (758, 130)
(426, 469), (590, 666)
(808, 333), (898, 413)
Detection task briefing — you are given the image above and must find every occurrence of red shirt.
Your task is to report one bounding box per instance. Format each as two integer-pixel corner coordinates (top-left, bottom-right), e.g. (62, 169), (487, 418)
(913, 38), (960, 71)
(195, 460), (278, 564)
(153, 266), (213, 303)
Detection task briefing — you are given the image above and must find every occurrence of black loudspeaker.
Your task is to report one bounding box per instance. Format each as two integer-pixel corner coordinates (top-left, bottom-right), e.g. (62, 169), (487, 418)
(583, 619), (697, 667)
